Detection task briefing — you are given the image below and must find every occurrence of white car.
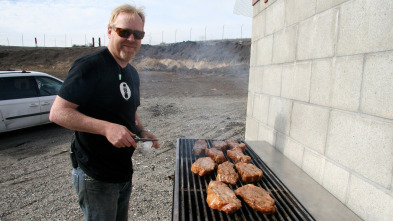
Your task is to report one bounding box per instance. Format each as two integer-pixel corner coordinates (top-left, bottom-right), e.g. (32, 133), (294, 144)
(0, 70), (63, 133)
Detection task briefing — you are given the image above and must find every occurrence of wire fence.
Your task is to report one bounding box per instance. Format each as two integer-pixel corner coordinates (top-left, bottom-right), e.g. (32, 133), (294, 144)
(0, 24), (251, 47)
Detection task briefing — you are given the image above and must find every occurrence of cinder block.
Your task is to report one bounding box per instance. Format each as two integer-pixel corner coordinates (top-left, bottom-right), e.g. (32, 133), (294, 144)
(252, 93), (270, 124)
(248, 67), (257, 92)
(253, 1), (261, 17)
(258, 124), (276, 147)
(256, 35), (273, 66)
(266, 0), (285, 35)
(281, 62), (312, 102)
(337, 0), (393, 56)
(247, 93), (254, 116)
(286, 0), (317, 26)
(310, 59), (334, 106)
(361, 51), (393, 119)
(252, 9), (266, 41)
(290, 102), (329, 154)
(245, 117), (259, 141)
(275, 132), (287, 153)
(272, 25), (297, 64)
(302, 149), (325, 184)
(283, 138), (305, 168)
(262, 65), (281, 96)
(267, 97), (292, 135)
(326, 111), (393, 188)
(297, 8), (338, 60)
(316, 0), (348, 13)
(250, 41), (258, 67)
(347, 175), (393, 221)
(331, 56), (363, 110)
(322, 161), (350, 203)
(253, 67), (264, 93)
(310, 56), (363, 112)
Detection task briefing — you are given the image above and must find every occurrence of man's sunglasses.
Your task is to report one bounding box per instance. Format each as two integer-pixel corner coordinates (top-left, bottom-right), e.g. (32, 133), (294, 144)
(111, 26), (145, 40)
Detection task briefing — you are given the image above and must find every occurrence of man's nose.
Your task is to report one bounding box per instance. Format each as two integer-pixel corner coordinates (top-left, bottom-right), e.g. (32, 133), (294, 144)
(126, 33), (136, 41)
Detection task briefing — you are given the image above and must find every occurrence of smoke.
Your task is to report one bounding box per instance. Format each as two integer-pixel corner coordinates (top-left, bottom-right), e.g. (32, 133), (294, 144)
(133, 39), (251, 74)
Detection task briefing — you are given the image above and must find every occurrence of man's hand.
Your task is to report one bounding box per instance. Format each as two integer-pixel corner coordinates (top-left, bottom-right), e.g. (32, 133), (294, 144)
(140, 130), (160, 149)
(105, 123), (137, 148)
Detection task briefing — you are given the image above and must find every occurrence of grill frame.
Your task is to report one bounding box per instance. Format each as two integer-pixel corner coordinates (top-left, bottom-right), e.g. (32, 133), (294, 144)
(172, 138), (316, 221)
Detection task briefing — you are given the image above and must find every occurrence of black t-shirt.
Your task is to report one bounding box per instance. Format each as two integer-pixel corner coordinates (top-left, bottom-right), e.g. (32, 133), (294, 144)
(59, 48), (140, 183)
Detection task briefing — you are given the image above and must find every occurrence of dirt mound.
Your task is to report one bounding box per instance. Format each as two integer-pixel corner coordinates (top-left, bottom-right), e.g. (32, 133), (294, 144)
(0, 46), (98, 79)
(0, 39), (250, 79)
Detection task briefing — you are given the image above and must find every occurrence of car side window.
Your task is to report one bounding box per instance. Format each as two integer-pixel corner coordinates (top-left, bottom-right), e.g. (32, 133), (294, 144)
(0, 77), (38, 100)
(35, 76), (62, 96)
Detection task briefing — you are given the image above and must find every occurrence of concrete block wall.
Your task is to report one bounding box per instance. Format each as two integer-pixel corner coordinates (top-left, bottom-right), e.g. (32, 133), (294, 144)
(247, 0), (393, 220)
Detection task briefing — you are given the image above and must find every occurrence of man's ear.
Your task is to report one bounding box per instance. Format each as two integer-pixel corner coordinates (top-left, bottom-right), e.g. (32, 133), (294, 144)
(107, 27), (112, 39)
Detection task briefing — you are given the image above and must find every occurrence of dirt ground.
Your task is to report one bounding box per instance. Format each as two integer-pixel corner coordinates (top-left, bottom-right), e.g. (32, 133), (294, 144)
(0, 40), (250, 220)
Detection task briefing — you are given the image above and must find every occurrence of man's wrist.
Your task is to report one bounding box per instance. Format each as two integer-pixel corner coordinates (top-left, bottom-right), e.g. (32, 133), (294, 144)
(137, 129), (149, 137)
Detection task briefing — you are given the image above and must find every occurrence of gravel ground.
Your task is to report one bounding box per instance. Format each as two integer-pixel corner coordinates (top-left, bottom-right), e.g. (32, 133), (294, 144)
(0, 70), (248, 220)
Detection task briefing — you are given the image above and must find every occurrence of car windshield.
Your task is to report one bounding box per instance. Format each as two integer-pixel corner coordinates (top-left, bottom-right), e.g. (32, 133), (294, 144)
(35, 76), (62, 96)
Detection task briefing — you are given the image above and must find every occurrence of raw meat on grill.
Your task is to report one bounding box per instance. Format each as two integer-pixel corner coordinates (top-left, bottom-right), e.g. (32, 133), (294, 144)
(212, 140), (227, 151)
(191, 157), (217, 176)
(227, 148), (251, 163)
(206, 181), (242, 214)
(235, 184), (276, 214)
(193, 139), (207, 156)
(225, 140), (246, 152)
(205, 148), (227, 164)
(216, 161), (239, 185)
(235, 162), (263, 183)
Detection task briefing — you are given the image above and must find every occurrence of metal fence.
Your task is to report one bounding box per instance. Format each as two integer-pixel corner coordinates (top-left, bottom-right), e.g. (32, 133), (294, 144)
(0, 23), (251, 47)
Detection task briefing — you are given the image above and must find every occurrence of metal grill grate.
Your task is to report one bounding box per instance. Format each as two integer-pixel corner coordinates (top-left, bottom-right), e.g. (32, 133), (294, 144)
(173, 138), (316, 221)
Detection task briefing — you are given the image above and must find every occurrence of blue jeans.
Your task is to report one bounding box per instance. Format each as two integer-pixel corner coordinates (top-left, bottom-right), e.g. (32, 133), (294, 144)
(72, 167), (132, 221)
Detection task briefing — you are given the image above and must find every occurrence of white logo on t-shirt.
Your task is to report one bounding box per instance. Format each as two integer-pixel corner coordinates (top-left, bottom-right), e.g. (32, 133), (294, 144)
(120, 82), (131, 100)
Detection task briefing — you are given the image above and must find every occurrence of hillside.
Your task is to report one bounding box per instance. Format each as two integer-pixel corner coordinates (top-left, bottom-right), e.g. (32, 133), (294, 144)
(0, 39), (251, 79)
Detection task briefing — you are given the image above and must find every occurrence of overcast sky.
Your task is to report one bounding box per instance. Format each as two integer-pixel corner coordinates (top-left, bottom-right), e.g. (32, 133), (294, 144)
(0, 0), (252, 47)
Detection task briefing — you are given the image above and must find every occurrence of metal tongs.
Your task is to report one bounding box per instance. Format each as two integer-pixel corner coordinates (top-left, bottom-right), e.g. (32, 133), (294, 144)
(133, 137), (158, 142)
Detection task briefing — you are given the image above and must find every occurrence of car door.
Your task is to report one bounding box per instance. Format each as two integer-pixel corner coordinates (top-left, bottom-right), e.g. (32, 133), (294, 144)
(0, 111), (5, 132)
(0, 76), (41, 132)
(35, 76), (63, 123)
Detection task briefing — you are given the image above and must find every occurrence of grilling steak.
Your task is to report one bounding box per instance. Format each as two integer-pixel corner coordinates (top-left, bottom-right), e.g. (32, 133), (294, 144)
(212, 140), (227, 151)
(206, 181), (242, 214)
(216, 161), (239, 185)
(235, 162), (263, 183)
(225, 140), (246, 152)
(227, 148), (251, 163)
(205, 148), (227, 164)
(191, 157), (217, 176)
(193, 139), (207, 156)
(235, 184), (276, 214)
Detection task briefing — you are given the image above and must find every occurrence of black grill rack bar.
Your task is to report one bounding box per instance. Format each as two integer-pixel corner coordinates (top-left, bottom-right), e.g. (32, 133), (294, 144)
(173, 138), (316, 221)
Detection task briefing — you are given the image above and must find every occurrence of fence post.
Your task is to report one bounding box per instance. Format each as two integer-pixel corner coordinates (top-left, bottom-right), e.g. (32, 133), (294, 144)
(99, 37), (101, 47)
(92, 37), (95, 47)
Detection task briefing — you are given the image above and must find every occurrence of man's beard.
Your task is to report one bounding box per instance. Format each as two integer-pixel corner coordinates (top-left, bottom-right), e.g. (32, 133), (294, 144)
(119, 49), (135, 62)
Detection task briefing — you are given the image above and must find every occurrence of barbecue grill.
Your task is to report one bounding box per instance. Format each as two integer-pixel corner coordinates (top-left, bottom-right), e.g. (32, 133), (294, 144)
(173, 138), (316, 221)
